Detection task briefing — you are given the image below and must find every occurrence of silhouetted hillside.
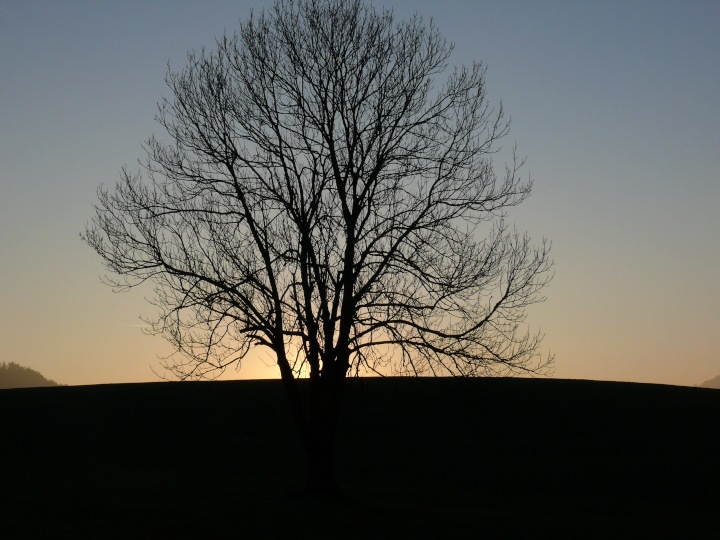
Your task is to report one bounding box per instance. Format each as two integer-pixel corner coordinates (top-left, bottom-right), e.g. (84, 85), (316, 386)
(0, 361), (59, 388)
(1, 378), (718, 538)
(700, 374), (720, 388)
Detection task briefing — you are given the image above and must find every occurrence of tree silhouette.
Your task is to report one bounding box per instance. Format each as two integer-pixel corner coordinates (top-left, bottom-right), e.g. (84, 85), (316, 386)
(84, 0), (553, 493)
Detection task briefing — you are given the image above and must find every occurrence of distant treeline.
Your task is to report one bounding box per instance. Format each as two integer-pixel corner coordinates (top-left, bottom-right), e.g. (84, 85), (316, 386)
(700, 374), (720, 389)
(0, 362), (60, 389)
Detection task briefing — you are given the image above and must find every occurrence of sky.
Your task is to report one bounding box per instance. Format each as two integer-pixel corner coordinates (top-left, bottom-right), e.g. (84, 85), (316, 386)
(1, 0), (718, 387)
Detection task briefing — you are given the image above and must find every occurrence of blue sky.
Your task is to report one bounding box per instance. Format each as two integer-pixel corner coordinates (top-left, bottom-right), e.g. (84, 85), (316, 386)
(1, 0), (718, 386)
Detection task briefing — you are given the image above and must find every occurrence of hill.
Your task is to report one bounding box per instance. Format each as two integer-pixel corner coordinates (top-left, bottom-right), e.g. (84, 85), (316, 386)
(1, 378), (718, 538)
(0, 361), (60, 388)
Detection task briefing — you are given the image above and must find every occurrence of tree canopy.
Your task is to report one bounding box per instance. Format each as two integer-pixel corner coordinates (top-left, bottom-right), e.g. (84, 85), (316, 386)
(85, 0), (552, 382)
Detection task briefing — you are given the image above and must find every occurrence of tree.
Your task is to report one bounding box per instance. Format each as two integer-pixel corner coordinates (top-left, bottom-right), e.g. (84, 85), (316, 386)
(84, 0), (553, 494)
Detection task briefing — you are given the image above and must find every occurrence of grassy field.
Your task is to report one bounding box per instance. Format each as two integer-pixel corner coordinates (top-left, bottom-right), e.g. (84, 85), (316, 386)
(1, 377), (718, 538)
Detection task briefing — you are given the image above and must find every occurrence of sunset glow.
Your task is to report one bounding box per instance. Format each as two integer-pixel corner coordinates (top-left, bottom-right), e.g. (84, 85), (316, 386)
(1, 1), (718, 387)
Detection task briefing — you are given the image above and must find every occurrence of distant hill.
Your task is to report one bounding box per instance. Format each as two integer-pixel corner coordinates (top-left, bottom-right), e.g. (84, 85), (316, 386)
(0, 361), (60, 389)
(700, 374), (720, 389)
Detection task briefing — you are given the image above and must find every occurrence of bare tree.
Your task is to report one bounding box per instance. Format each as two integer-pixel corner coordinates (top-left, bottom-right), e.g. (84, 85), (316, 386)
(84, 0), (552, 493)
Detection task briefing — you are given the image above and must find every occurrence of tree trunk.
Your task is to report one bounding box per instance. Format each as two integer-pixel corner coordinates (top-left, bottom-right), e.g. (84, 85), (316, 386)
(305, 420), (339, 495)
(303, 374), (345, 496)
(278, 351), (346, 497)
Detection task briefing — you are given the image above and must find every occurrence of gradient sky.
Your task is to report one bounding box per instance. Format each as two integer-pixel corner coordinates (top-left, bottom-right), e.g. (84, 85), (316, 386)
(1, 0), (718, 387)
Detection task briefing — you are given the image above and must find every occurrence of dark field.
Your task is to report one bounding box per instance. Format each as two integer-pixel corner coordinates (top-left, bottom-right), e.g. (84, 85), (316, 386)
(1, 378), (718, 538)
